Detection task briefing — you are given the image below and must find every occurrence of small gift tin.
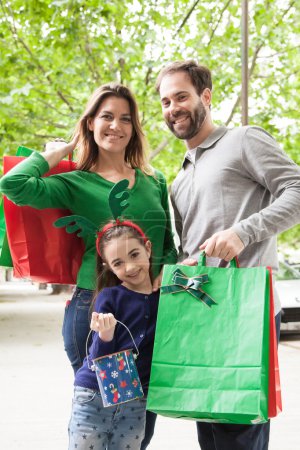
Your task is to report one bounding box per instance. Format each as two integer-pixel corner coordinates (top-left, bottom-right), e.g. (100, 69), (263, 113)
(87, 320), (144, 407)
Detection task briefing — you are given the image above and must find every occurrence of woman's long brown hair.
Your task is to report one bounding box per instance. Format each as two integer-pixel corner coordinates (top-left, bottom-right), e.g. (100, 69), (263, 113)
(74, 83), (153, 176)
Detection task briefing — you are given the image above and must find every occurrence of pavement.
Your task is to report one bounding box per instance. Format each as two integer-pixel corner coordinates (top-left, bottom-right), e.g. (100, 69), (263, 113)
(0, 281), (299, 450)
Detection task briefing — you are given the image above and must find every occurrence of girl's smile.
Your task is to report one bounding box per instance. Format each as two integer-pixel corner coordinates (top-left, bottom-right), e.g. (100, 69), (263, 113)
(104, 236), (152, 294)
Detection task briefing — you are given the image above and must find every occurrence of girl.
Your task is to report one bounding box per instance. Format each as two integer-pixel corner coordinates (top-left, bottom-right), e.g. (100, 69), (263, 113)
(68, 221), (159, 450)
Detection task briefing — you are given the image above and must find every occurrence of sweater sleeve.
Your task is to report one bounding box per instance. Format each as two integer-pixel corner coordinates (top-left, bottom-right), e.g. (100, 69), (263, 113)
(88, 289), (117, 361)
(0, 152), (73, 209)
(232, 127), (300, 246)
(156, 171), (178, 265)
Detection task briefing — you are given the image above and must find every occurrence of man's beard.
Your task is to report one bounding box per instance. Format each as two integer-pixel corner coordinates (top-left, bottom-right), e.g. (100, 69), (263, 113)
(166, 99), (207, 140)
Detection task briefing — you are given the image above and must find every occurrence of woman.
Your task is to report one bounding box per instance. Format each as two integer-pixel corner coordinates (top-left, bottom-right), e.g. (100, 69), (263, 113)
(0, 83), (177, 449)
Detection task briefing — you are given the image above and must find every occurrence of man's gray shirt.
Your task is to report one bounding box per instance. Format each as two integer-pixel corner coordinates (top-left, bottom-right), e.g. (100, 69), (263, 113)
(170, 126), (300, 315)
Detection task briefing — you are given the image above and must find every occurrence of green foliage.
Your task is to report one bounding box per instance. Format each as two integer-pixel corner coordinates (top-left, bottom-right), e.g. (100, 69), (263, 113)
(0, 0), (299, 247)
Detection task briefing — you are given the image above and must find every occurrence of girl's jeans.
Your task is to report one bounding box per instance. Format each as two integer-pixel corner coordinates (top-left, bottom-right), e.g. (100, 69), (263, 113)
(68, 386), (146, 450)
(62, 287), (156, 449)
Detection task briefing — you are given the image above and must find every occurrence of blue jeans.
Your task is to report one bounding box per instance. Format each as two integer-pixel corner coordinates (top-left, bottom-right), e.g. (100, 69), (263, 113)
(62, 287), (156, 449)
(68, 386), (147, 450)
(62, 287), (93, 374)
(196, 312), (281, 450)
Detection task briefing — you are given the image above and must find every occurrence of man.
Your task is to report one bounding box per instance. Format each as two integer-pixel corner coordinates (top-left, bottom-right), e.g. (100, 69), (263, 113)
(156, 60), (300, 450)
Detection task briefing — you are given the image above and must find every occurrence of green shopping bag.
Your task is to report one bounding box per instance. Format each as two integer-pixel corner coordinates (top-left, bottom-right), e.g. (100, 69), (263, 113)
(0, 198), (13, 267)
(0, 198), (5, 247)
(147, 254), (271, 424)
(0, 146), (35, 268)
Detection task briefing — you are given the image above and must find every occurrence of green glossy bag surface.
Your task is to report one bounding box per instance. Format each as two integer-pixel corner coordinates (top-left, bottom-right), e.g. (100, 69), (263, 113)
(147, 256), (270, 424)
(0, 197), (13, 267)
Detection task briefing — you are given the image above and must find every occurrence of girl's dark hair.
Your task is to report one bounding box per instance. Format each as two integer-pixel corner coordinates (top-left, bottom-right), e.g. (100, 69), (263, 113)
(90, 224), (153, 312)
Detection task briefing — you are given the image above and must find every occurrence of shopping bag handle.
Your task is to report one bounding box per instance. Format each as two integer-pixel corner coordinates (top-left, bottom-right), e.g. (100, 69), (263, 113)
(16, 145), (74, 161)
(86, 319), (140, 371)
(198, 251), (239, 268)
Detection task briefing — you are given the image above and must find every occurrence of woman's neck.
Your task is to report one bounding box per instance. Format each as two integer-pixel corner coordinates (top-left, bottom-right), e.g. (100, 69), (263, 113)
(93, 150), (130, 173)
(92, 151), (135, 186)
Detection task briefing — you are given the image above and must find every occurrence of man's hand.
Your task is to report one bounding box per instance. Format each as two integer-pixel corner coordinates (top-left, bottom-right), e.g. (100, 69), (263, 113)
(90, 312), (117, 342)
(199, 228), (244, 261)
(179, 258), (197, 266)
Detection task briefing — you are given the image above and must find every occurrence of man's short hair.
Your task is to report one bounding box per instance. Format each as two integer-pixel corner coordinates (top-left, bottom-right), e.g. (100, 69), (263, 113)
(155, 60), (212, 95)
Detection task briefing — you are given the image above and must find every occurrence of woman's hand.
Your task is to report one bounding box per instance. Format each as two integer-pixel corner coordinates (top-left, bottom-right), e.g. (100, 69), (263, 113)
(90, 312), (117, 342)
(41, 134), (79, 169)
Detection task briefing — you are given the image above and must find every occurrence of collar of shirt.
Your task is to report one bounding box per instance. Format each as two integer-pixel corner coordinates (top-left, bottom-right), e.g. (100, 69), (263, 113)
(182, 125), (228, 168)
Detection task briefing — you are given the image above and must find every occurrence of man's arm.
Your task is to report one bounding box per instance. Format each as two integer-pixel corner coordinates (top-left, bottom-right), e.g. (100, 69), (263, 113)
(200, 127), (300, 259)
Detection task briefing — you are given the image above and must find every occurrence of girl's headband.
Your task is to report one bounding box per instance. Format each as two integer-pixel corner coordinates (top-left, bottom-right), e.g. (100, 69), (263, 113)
(96, 219), (148, 257)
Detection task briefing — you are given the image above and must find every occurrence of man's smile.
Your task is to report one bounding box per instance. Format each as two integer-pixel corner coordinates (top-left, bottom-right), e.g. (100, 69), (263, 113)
(173, 116), (189, 125)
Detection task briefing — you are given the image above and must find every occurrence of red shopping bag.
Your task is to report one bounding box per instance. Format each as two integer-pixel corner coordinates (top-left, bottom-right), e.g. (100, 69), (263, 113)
(233, 261), (281, 418)
(268, 268), (282, 417)
(3, 153), (84, 284)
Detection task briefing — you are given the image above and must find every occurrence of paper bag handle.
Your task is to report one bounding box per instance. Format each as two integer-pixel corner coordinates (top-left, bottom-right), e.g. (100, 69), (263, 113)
(198, 251), (239, 268)
(86, 319), (140, 371)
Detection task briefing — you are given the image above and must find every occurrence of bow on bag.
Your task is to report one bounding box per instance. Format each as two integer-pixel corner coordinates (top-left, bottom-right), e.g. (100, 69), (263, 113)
(161, 268), (217, 307)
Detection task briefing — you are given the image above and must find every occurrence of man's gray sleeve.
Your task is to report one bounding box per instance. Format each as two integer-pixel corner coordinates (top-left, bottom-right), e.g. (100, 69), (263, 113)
(232, 127), (300, 246)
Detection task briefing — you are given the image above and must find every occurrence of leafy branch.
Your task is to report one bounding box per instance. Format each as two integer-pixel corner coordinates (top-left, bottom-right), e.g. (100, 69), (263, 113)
(173, 0), (201, 38)
(0, 0), (75, 112)
(207, 0), (233, 46)
(225, 0), (296, 125)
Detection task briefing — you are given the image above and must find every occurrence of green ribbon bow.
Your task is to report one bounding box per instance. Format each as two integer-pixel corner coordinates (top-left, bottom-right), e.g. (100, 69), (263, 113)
(161, 268), (217, 307)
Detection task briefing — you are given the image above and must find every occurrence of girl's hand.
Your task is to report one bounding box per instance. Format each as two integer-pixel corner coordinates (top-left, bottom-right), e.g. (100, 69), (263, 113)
(90, 312), (117, 342)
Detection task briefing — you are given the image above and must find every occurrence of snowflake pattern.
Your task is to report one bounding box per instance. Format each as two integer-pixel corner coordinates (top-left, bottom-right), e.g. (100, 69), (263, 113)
(94, 351), (143, 405)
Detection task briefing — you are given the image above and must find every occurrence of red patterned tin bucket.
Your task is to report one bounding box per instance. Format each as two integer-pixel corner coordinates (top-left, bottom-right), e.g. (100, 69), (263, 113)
(87, 320), (144, 407)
